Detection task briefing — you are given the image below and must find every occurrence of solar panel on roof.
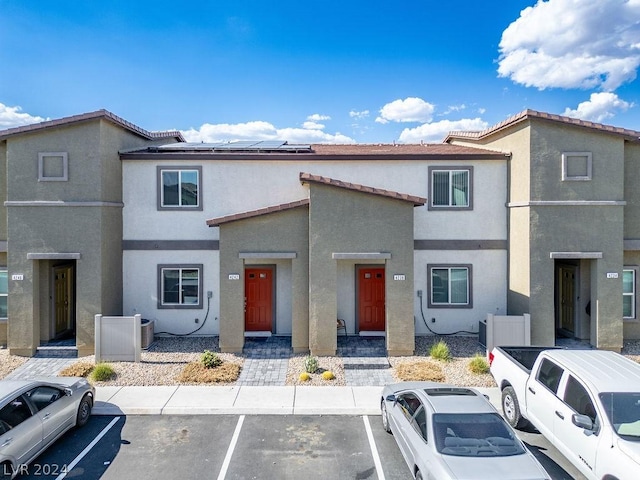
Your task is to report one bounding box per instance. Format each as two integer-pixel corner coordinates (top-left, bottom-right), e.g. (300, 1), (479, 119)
(150, 140), (312, 153)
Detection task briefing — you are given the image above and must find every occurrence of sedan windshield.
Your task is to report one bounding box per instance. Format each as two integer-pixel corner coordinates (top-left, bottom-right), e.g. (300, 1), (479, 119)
(433, 413), (525, 457)
(599, 392), (640, 441)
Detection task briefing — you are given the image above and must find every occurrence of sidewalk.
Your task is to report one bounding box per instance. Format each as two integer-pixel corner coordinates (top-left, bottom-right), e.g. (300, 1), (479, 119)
(92, 384), (501, 416)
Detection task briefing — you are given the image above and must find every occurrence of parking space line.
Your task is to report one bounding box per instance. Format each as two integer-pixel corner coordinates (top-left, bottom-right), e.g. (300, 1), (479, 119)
(216, 415), (245, 480)
(55, 416), (121, 480)
(363, 415), (386, 480)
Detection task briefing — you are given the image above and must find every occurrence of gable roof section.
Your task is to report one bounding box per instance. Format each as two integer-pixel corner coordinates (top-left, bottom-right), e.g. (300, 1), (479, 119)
(206, 198), (310, 227)
(0, 109), (185, 142)
(444, 109), (640, 143)
(299, 172), (426, 206)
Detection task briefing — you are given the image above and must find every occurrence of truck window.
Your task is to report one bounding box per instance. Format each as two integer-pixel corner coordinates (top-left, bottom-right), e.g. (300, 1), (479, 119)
(536, 358), (564, 394)
(564, 375), (597, 422)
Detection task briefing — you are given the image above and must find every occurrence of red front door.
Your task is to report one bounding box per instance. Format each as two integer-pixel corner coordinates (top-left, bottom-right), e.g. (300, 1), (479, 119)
(245, 268), (273, 332)
(358, 267), (385, 331)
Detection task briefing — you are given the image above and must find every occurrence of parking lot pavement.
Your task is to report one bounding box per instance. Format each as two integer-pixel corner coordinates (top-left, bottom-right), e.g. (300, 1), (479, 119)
(15, 413), (587, 480)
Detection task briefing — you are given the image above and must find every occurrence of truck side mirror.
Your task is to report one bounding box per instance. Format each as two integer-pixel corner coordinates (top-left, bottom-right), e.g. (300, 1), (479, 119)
(572, 413), (594, 431)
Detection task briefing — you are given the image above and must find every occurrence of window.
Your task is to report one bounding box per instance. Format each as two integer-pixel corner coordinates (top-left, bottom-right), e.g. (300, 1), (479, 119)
(26, 386), (64, 411)
(562, 152), (592, 181)
(38, 152), (68, 181)
(0, 395), (33, 429)
(563, 375), (597, 424)
(0, 268), (6, 318)
(157, 166), (202, 210)
(429, 167), (473, 210)
(158, 264), (203, 309)
(428, 265), (471, 308)
(624, 268), (636, 319)
(536, 359), (563, 394)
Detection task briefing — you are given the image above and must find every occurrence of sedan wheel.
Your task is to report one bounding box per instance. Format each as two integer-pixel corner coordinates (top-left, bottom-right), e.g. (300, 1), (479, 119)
(381, 401), (392, 433)
(76, 394), (93, 428)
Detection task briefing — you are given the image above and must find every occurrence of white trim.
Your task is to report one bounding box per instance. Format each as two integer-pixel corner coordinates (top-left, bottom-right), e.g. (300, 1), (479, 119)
(239, 252), (297, 259)
(562, 152), (592, 181)
(549, 252), (602, 259)
(332, 252), (391, 260)
(38, 152), (68, 182)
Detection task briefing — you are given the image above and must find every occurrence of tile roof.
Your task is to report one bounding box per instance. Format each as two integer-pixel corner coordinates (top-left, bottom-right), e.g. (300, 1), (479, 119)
(299, 172), (426, 206)
(0, 109), (185, 142)
(206, 198), (310, 227)
(444, 109), (640, 143)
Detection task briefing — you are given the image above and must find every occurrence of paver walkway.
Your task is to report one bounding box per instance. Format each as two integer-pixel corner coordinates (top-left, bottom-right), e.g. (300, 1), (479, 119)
(4, 335), (396, 386)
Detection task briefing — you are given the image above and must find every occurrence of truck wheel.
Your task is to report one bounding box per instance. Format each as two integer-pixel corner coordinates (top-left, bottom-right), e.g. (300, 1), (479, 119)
(502, 386), (527, 429)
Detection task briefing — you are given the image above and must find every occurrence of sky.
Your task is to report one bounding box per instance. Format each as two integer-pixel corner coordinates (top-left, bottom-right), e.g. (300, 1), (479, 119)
(1, 0), (640, 144)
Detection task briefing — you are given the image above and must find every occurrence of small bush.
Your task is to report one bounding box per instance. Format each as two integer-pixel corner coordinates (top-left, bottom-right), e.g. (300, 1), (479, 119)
(429, 340), (452, 361)
(321, 371), (335, 380)
(59, 361), (94, 378)
(468, 354), (490, 374)
(201, 350), (222, 369)
(395, 360), (445, 382)
(298, 372), (311, 382)
(91, 363), (116, 382)
(304, 355), (319, 373)
(178, 361), (241, 383)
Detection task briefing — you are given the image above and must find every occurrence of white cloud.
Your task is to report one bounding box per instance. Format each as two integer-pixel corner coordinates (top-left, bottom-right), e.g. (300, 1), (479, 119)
(498, 0), (640, 90)
(349, 109), (369, 119)
(0, 103), (47, 129)
(563, 92), (632, 122)
(307, 113), (331, 121)
(398, 118), (489, 143)
(442, 104), (467, 114)
(302, 121), (325, 130)
(181, 120), (354, 144)
(376, 97), (435, 124)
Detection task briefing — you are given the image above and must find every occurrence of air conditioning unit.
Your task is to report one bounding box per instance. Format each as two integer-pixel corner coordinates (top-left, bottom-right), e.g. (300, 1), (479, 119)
(141, 319), (154, 349)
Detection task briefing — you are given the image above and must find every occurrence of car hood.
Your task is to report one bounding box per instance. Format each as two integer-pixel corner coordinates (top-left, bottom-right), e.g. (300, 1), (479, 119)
(441, 453), (549, 480)
(617, 437), (640, 466)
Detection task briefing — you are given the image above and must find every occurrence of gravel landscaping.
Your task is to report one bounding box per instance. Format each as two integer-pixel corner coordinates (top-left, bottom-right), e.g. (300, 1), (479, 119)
(3, 336), (640, 388)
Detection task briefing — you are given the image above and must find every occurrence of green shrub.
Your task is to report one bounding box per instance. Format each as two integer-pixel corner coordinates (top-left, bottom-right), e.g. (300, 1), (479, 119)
(91, 363), (115, 382)
(304, 355), (319, 373)
(468, 354), (490, 374)
(201, 350), (222, 369)
(429, 340), (452, 361)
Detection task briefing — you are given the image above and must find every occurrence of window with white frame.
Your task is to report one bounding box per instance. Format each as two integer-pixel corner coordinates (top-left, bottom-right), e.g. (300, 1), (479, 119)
(623, 267), (637, 319)
(0, 268), (6, 318)
(428, 265), (471, 308)
(158, 264), (203, 309)
(38, 152), (68, 181)
(428, 167), (472, 210)
(562, 152), (592, 181)
(158, 166), (202, 210)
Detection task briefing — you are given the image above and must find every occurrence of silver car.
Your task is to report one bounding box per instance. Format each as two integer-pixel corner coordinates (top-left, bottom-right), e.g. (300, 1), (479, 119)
(0, 377), (94, 479)
(381, 382), (551, 480)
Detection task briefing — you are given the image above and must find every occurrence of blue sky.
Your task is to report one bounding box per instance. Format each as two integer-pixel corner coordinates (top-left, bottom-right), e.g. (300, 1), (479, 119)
(1, 0), (640, 144)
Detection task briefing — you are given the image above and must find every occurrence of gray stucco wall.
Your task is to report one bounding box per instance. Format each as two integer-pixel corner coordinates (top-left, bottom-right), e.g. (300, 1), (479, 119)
(4, 119), (168, 356)
(217, 206), (309, 353)
(308, 183), (416, 356)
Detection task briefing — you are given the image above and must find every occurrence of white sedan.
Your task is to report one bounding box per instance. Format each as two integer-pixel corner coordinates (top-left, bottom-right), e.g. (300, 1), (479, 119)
(381, 382), (551, 480)
(0, 377), (94, 479)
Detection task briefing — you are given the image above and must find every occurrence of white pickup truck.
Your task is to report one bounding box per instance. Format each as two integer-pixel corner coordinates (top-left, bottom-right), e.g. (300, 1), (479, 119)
(489, 346), (640, 480)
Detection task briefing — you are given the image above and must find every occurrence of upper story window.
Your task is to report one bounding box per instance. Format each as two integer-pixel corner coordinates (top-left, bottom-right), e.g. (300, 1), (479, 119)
(38, 152), (68, 181)
(157, 166), (202, 210)
(0, 268), (7, 319)
(428, 166), (473, 210)
(623, 267), (637, 319)
(428, 264), (472, 308)
(158, 264), (203, 309)
(562, 152), (592, 181)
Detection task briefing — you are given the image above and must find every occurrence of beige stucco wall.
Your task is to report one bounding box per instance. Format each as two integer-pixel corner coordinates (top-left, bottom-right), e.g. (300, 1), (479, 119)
(217, 206), (309, 353)
(308, 183), (416, 356)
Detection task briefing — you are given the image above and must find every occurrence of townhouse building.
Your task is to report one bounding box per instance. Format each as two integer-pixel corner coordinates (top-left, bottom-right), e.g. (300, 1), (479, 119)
(0, 109), (637, 356)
